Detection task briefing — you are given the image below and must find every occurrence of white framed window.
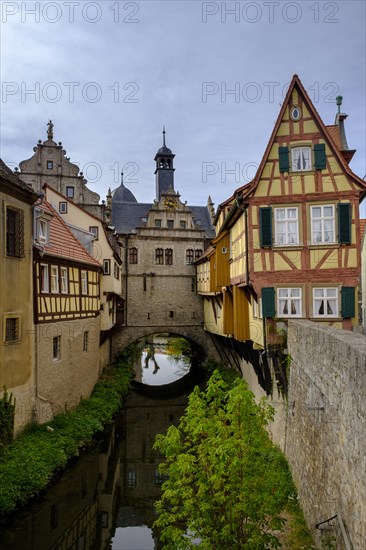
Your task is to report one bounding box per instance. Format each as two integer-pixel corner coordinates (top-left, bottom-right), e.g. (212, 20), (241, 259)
(60, 267), (68, 294)
(311, 205), (335, 244)
(253, 299), (258, 318)
(81, 270), (88, 295)
(38, 219), (48, 244)
(313, 287), (338, 317)
(114, 262), (120, 279)
(274, 207), (299, 246)
(277, 288), (302, 317)
(103, 259), (111, 275)
(66, 186), (74, 198)
(51, 265), (59, 293)
(291, 146), (311, 171)
(40, 264), (49, 293)
(53, 335), (61, 360)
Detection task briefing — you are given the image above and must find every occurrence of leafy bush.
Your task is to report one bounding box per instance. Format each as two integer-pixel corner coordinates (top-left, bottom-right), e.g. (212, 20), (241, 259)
(0, 356), (132, 516)
(154, 369), (296, 549)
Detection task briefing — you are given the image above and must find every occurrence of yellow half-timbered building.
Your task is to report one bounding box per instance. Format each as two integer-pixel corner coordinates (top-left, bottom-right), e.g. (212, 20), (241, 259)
(198, 74), (366, 392)
(33, 199), (102, 421)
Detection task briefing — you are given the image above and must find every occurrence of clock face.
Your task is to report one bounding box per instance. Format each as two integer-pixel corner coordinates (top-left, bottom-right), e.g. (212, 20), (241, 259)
(164, 198), (178, 209)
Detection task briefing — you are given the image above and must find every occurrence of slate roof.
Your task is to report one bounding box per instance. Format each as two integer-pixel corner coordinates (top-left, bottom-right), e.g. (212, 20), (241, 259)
(112, 202), (215, 238)
(36, 200), (101, 267)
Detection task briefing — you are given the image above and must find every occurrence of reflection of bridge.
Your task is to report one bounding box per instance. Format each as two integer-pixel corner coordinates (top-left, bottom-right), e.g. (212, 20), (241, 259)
(112, 325), (219, 363)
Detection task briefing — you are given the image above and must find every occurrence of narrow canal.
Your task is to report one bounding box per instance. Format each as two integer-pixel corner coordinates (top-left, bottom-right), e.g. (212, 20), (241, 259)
(0, 335), (206, 550)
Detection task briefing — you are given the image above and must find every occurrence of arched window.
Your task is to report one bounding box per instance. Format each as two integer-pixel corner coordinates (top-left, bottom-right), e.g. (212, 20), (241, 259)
(129, 247), (138, 264)
(165, 248), (173, 265)
(155, 248), (164, 264)
(186, 249), (194, 264)
(195, 249), (203, 260)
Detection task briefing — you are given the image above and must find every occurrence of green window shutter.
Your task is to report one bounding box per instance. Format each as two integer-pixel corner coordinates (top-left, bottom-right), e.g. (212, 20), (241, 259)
(259, 207), (272, 247)
(314, 143), (326, 170)
(341, 286), (355, 318)
(278, 147), (289, 173)
(338, 203), (351, 244)
(262, 287), (275, 318)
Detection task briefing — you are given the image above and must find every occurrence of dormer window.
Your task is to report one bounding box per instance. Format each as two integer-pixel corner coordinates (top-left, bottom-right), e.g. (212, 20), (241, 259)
(35, 210), (51, 245)
(66, 186), (74, 198)
(47, 160), (53, 170)
(38, 219), (47, 243)
(291, 147), (311, 171)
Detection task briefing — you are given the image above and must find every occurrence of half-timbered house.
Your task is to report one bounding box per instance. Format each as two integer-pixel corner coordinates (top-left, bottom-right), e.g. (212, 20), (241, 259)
(198, 74), (366, 389)
(33, 199), (102, 420)
(44, 185), (124, 368)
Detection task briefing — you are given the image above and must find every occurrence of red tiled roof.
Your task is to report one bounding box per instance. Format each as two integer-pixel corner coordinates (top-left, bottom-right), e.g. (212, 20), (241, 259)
(36, 200), (101, 267)
(326, 125), (342, 150)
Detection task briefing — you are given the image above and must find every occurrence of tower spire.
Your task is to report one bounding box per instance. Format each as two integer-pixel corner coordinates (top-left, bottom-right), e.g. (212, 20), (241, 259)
(163, 126), (166, 147)
(121, 171), (124, 185)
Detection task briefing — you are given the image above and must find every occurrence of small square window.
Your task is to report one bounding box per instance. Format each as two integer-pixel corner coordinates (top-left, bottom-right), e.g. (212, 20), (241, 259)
(180, 220), (186, 229)
(167, 219), (174, 229)
(4, 317), (20, 343)
(103, 259), (111, 275)
(47, 161), (53, 170)
(66, 186), (74, 198)
(114, 262), (120, 279)
(169, 310), (174, 318)
(89, 226), (99, 240)
(59, 202), (67, 214)
(53, 335), (61, 360)
(155, 219), (161, 228)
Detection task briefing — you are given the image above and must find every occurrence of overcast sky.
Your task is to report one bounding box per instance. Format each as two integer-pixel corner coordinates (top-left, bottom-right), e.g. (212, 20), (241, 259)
(1, 1), (365, 215)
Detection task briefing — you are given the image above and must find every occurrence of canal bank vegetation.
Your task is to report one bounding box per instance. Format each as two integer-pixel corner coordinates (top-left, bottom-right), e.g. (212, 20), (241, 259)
(0, 352), (133, 517)
(154, 363), (315, 549)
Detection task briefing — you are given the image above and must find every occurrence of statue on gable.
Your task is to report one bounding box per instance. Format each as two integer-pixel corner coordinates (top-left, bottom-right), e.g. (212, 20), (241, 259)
(47, 120), (54, 140)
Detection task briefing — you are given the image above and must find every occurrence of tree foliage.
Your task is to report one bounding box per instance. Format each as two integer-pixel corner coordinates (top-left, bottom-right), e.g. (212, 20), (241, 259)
(153, 371), (295, 549)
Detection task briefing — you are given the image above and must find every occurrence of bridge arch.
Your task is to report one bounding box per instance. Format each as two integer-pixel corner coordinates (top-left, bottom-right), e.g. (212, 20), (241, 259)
(111, 325), (219, 362)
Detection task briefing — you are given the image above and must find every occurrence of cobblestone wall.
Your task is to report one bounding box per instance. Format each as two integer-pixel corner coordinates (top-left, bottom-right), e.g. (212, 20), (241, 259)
(287, 320), (366, 549)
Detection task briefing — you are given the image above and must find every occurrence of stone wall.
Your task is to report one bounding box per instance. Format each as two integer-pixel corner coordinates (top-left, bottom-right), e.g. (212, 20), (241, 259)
(287, 320), (366, 549)
(36, 318), (100, 420)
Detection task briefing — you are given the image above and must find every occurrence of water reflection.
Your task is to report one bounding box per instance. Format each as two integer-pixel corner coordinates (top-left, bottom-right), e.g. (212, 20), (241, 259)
(133, 334), (195, 386)
(0, 366), (205, 550)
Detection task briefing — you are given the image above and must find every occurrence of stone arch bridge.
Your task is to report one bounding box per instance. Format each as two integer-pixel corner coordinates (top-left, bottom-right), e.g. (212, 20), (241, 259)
(111, 324), (219, 362)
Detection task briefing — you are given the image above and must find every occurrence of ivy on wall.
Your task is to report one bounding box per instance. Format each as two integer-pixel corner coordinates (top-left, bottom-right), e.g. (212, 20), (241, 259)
(0, 387), (15, 452)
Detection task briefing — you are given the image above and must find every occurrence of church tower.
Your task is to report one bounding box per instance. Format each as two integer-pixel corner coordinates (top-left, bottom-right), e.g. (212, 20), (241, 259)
(154, 127), (175, 200)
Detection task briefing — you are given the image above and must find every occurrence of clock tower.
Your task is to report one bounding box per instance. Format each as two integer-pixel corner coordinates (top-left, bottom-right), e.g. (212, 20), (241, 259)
(154, 127), (175, 201)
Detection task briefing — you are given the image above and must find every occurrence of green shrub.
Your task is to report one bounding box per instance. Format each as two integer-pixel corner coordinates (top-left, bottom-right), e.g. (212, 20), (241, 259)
(0, 357), (132, 516)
